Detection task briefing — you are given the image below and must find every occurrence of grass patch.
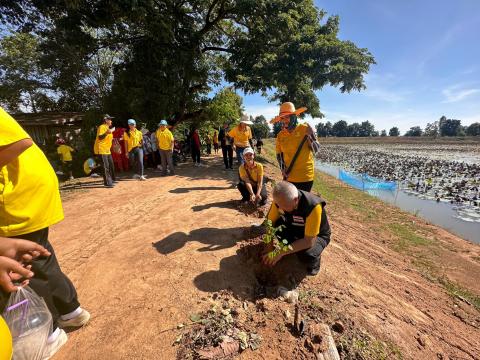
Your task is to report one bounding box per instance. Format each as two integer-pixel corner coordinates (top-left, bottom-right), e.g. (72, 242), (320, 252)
(340, 334), (403, 360)
(439, 278), (480, 311)
(387, 223), (431, 252)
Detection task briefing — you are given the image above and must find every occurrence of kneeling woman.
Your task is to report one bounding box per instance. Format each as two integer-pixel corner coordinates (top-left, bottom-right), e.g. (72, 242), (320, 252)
(237, 147), (267, 205)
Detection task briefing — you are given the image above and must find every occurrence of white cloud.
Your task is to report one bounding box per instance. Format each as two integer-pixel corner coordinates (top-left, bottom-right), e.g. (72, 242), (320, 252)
(442, 84), (480, 103)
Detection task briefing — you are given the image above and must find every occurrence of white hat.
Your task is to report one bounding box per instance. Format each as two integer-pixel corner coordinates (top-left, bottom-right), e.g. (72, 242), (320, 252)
(239, 114), (253, 125)
(243, 147), (255, 157)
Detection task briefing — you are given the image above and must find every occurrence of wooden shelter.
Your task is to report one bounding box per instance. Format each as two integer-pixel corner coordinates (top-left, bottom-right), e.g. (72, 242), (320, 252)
(13, 112), (85, 145)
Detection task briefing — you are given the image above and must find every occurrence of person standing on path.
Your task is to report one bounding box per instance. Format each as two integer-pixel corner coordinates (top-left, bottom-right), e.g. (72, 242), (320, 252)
(213, 131), (219, 154)
(156, 120), (175, 176)
(0, 107), (90, 358)
(272, 102), (320, 192)
(123, 119), (146, 180)
(219, 123), (233, 170)
(191, 129), (202, 166)
(228, 115), (254, 165)
(56, 139), (75, 180)
(94, 114), (116, 188)
(237, 147), (267, 205)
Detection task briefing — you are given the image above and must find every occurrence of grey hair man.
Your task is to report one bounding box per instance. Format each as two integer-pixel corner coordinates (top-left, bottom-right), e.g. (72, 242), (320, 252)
(262, 181), (331, 275)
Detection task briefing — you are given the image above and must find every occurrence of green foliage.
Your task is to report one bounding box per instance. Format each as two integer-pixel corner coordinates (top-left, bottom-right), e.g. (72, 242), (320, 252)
(466, 122), (480, 136)
(380, 129), (387, 137)
(262, 219), (292, 259)
(0, 32), (51, 112)
(423, 121), (439, 137)
(389, 127), (400, 136)
(317, 119), (376, 137)
(404, 126), (422, 137)
(332, 120), (348, 137)
(438, 116), (463, 137)
(1, 0), (375, 124)
(251, 115), (270, 139)
(205, 87), (243, 130)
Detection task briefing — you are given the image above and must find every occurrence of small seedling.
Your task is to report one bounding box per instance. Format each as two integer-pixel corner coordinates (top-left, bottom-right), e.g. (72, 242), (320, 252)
(262, 219), (293, 259)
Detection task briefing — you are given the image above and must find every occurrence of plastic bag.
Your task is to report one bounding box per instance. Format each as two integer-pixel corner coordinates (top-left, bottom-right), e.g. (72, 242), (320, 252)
(2, 286), (52, 360)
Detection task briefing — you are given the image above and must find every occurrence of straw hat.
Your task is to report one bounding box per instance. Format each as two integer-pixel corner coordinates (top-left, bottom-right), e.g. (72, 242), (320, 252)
(270, 102), (307, 124)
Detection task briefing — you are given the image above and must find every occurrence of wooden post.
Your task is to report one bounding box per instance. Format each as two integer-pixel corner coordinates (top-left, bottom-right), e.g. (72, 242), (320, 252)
(316, 324), (340, 360)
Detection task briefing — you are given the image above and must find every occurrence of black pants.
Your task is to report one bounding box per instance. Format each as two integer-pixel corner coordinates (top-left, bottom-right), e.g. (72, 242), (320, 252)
(237, 181), (268, 205)
(192, 147), (201, 163)
(11, 228), (80, 329)
(274, 218), (329, 271)
(289, 180), (314, 192)
(221, 145), (233, 168)
(100, 154), (116, 186)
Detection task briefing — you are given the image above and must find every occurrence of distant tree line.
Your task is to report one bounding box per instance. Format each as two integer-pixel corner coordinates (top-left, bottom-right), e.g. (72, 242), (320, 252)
(315, 116), (480, 138)
(404, 116), (480, 137)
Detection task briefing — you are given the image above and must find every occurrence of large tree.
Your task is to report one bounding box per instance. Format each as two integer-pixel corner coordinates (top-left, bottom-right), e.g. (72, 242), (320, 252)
(1, 0), (375, 124)
(439, 116), (462, 137)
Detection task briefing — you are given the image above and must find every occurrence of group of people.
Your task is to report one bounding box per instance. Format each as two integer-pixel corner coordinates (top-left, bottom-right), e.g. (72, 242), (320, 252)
(0, 101), (332, 359)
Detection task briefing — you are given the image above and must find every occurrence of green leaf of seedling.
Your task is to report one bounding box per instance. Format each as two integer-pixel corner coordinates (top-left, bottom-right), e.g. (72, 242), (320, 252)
(190, 313), (202, 323)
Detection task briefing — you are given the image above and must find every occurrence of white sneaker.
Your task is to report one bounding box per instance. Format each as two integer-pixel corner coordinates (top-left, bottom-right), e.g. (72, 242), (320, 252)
(139, 175), (147, 181)
(69, 176), (74, 180)
(58, 309), (91, 328)
(42, 329), (68, 360)
(132, 174), (141, 179)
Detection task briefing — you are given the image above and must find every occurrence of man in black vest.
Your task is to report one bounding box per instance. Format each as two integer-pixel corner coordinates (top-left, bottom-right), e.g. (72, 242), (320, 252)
(262, 181), (331, 275)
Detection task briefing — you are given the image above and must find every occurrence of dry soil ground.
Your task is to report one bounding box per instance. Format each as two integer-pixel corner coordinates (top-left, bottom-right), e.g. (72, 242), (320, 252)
(51, 153), (479, 360)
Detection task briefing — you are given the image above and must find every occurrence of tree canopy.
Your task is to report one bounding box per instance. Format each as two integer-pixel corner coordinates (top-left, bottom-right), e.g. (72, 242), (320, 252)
(0, 0), (375, 124)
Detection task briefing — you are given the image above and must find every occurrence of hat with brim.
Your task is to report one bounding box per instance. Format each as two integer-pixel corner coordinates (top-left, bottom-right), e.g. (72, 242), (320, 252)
(158, 120), (168, 126)
(270, 102), (307, 124)
(243, 147), (255, 157)
(103, 114), (114, 120)
(127, 119), (136, 126)
(239, 114), (253, 125)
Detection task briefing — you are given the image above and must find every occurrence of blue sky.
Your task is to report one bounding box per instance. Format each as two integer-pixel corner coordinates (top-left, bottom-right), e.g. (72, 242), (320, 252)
(242, 0), (480, 134)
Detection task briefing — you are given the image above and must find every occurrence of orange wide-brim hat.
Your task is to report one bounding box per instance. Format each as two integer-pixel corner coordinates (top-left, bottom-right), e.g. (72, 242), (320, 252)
(270, 102), (307, 124)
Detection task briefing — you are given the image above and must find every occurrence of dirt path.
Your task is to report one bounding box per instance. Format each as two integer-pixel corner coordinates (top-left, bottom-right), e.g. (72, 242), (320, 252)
(51, 154), (479, 360)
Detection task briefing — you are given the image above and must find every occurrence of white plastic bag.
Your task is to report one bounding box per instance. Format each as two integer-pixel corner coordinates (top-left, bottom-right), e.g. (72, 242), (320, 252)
(2, 286), (52, 360)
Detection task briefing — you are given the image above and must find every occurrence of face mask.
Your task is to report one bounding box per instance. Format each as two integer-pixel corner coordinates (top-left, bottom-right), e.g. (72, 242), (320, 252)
(287, 114), (297, 130)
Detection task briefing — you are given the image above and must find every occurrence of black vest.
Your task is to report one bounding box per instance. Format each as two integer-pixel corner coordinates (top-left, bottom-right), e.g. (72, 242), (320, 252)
(281, 190), (331, 242)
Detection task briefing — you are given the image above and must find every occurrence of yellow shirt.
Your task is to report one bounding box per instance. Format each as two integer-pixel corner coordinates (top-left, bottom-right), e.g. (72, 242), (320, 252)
(0, 316), (12, 360)
(275, 123), (314, 182)
(213, 133), (218, 144)
(228, 125), (252, 147)
(239, 162), (264, 184)
(0, 107), (64, 237)
(94, 124), (113, 155)
(156, 128), (174, 150)
(267, 203), (322, 238)
(123, 129), (143, 152)
(57, 144), (73, 162)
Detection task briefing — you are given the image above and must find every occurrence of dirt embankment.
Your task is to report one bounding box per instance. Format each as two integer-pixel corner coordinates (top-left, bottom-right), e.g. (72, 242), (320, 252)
(51, 152), (479, 360)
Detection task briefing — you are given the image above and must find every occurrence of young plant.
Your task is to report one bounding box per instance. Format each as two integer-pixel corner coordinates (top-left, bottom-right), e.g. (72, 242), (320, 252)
(262, 219), (293, 259)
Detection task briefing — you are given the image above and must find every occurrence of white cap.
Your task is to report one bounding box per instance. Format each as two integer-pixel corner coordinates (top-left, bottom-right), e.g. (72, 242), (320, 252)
(243, 147), (254, 156)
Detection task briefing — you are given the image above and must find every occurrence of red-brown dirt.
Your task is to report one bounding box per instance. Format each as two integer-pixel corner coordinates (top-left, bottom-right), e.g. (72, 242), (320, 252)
(51, 153), (479, 360)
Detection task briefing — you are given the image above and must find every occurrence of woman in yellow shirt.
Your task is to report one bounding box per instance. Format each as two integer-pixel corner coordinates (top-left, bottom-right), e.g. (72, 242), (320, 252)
(228, 115), (253, 165)
(0, 107), (90, 358)
(123, 119), (146, 180)
(237, 147), (267, 206)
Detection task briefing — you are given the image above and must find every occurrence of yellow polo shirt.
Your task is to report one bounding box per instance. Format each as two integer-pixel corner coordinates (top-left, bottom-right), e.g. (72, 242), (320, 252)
(57, 144), (74, 162)
(228, 125), (252, 147)
(123, 129), (143, 152)
(239, 162), (264, 184)
(94, 124), (113, 155)
(267, 203), (322, 238)
(0, 107), (64, 237)
(156, 128), (174, 150)
(275, 123), (314, 182)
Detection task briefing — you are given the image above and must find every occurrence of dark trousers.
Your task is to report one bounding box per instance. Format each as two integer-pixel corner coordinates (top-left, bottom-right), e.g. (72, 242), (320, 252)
(221, 145), (233, 168)
(289, 180), (314, 192)
(192, 147), (201, 164)
(275, 218), (329, 271)
(129, 147), (144, 176)
(11, 228), (80, 330)
(237, 181), (268, 205)
(100, 154), (116, 186)
(206, 144), (211, 154)
(159, 149), (174, 175)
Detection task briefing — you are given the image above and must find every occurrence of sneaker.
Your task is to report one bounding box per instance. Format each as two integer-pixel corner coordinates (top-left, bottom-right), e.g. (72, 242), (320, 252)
(42, 329), (67, 360)
(139, 175), (147, 181)
(69, 176), (74, 180)
(90, 173), (100, 178)
(132, 174), (141, 179)
(58, 309), (91, 329)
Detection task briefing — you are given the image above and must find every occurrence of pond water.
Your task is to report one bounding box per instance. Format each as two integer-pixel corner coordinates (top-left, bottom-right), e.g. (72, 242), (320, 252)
(316, 162), (480, 244)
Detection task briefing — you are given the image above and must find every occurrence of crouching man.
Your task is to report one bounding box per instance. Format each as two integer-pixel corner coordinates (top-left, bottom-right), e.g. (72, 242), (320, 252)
(261, 181), (331, 276)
